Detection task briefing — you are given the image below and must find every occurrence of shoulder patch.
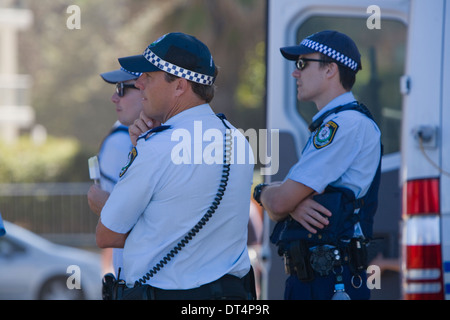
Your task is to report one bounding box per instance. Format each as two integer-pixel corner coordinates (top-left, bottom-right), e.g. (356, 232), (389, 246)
(119, 147), (138, 178)
(313, 120), (339, 149)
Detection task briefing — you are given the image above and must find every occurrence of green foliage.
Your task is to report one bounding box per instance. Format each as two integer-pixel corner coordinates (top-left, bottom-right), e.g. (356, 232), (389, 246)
(235, 41), (266, 109)
(19, 0), (266, 152)
(11, 0), (266, 184)
(0, 136), (83, 183)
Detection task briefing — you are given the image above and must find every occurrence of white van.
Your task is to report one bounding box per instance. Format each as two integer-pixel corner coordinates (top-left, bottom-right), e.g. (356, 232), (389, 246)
(263, 0), (449, 300)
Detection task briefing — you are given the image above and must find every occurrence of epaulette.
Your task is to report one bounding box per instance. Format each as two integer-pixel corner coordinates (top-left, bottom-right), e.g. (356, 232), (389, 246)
(137, 125), (171, 142)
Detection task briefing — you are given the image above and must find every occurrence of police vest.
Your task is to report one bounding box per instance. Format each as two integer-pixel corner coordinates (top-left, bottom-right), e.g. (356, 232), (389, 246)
(270, 102), (383, 253)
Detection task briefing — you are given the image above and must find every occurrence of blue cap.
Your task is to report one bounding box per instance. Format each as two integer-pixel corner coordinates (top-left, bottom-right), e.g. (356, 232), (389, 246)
(118, 32), (216, 86)
(100, 67), (142, 84)
(280, 30), (361, 72)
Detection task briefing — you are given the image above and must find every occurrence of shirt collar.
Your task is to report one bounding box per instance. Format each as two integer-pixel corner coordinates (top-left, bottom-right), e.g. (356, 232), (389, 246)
(312, 92), (356, 123)
(163, 103), (214, 126)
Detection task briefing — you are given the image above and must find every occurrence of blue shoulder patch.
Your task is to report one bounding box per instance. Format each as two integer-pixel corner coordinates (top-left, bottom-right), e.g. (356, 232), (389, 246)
(119, 147), (138, 178)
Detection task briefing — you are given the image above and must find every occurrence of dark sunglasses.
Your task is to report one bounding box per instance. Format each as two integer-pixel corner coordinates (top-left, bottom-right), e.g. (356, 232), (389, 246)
(115, 82), (138, 97)
(295, 58), (333, 71)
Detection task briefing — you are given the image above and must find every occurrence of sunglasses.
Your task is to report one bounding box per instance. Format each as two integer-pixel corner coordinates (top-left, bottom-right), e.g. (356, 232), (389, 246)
(295, 58), (333, 71)
(115, 82), (138, 97)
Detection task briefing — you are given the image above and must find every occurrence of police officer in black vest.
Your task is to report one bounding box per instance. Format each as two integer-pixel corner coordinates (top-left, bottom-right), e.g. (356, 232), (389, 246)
(254, 30), (382, 300)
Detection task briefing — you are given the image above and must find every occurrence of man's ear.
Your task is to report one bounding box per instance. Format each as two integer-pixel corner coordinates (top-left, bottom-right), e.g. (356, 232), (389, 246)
(325, 62), (339, 79)
(174, 77), (189, 97)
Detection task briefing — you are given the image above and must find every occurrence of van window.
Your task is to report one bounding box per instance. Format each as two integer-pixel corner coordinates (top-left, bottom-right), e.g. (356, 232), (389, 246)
(294, 17), (406, 155)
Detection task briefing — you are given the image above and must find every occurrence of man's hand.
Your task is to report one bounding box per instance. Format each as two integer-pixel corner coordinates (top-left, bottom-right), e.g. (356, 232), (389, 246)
(129, 112), (161, 146)
(290, 197), (332, 234)
(87, 184), (110, 216)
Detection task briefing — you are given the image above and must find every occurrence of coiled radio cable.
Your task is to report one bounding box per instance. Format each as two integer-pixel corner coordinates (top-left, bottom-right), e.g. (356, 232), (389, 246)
(134, 114), (232, 287)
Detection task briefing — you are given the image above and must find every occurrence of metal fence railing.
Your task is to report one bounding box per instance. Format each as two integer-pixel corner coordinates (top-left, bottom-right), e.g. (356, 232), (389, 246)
(0, 182), (98, 248)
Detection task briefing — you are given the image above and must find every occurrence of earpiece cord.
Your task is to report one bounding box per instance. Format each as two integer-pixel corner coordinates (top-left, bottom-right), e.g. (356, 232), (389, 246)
(134, 114), (232, 287)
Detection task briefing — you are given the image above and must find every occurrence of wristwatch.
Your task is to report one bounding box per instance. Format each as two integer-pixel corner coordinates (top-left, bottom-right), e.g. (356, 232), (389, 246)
(253, 183), (268, 206)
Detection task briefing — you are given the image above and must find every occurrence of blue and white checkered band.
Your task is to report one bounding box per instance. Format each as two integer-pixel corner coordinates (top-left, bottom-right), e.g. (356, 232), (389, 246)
(120, 67), (142, 77)
(143, 47), (215, 85)
(301, 39), (359, 71)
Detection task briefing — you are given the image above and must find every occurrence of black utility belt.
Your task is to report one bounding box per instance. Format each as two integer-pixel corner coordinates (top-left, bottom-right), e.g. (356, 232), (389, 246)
(102, 269), (256, 300)
(283, 238), (368, 283)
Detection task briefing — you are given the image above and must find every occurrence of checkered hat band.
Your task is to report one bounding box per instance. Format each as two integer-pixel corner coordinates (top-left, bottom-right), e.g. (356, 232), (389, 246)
(120, 67), (142, 77)
(143, 48), (214, 85)
(301, 39), (358, 71)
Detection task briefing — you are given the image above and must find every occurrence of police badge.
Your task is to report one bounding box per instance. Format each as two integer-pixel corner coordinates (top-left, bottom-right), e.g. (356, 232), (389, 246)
(313, 120), (338, 149)
(119, 147), (138, 178)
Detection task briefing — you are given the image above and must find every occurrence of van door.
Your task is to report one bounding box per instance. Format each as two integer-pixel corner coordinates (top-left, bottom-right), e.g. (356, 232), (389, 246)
(263, 0), (409, 299)
(442, 1), (450, 301)
(400, 0), (450, 300)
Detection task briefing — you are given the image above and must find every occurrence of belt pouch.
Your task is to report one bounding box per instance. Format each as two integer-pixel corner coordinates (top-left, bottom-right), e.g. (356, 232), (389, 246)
(349, 238), (368, 274)
(114, 283), (155, 300)
(102, 274), (154, 300)
(289, 240), (314, 282)
(102, 273), (116, 300)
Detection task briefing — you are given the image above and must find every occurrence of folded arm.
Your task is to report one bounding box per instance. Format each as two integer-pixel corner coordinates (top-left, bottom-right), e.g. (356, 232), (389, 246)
(260, 179), (331, 233)
(88, 184), (130, 248)
(96, 220), (128, 249)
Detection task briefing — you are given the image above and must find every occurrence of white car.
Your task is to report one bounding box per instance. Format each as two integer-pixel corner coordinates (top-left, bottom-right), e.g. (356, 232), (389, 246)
(0, 221), (102, 300)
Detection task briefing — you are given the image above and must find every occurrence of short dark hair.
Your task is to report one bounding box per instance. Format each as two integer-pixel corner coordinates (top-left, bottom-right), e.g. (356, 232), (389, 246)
(164, 67), (219, 103)
(318, 53), (359, 91)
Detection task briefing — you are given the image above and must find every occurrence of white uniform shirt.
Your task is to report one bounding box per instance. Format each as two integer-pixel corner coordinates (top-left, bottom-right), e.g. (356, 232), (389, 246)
(98, 122), (132, 193)
(287, 92), (381, 198)
(98, 121), (132, 275)
(101, 104), (254, 289)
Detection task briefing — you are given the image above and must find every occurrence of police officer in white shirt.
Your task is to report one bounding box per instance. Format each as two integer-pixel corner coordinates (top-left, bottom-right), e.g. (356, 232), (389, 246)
(254, 30), (381, 300)
(97, 68), (142, 193)
(95, 32), (255, 300)
(88, 67), (142, 276)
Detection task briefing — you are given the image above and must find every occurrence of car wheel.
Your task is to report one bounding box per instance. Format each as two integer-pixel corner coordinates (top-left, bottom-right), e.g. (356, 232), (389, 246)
(38, 276), (85, 300)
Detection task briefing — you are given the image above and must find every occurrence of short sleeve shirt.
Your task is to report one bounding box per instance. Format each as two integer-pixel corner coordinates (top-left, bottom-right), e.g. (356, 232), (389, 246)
(287, 92), (381, 198)
(98, 122), (133, 193)
(101, 104), (254, 289)
(97, 121), (132, 275)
